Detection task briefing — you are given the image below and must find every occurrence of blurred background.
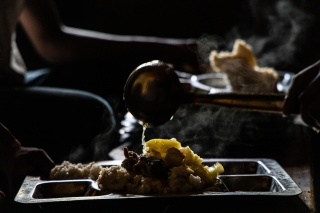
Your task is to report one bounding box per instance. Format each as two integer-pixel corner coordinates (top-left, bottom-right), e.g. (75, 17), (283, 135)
(14, 0), (320, 170)
(14, 0), (320, 172)
(17, 0), (320, 73)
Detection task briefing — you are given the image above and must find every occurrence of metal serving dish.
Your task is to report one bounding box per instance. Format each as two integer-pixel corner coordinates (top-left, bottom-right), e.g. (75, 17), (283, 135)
(15, 158), (300, 203)
(185, 71), (294, 94)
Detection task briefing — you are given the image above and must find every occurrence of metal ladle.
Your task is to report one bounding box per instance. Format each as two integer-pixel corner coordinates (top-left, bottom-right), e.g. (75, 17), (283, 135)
(123, 60), (285, 127)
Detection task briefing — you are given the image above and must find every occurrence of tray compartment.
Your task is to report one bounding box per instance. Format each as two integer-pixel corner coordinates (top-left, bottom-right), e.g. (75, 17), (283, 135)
(219, 175), (285, 192)
(32, 180), (92, 199)
(203, 160), (269, 175)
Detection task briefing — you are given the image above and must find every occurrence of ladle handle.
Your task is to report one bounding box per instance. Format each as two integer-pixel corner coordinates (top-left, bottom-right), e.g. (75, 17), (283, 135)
(185, 93), (285, 114)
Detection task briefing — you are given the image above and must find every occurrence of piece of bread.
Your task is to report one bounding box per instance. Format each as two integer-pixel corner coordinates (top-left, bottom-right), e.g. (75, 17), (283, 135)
(209, 39), (279, 93)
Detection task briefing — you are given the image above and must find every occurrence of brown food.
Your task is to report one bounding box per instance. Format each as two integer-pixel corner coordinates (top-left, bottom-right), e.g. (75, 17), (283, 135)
(122, 147), (169, 178)
(49, 138), (224, 195)
(209, 39), (279, 93)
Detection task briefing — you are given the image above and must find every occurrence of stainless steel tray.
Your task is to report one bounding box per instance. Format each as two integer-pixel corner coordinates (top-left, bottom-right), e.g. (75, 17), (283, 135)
(15, 158), (301, 205)
(13, 158), (307, 212)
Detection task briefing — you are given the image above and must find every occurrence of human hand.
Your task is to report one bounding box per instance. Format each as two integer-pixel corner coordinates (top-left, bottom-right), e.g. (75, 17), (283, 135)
(283, 60), (320, 132)
(0, 123), (55, 198)
(4, 146), (55, 198)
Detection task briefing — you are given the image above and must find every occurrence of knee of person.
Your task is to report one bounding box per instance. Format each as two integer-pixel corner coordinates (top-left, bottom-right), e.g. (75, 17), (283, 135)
(78, 90), (116, 122)
(45, 87), (117, 124)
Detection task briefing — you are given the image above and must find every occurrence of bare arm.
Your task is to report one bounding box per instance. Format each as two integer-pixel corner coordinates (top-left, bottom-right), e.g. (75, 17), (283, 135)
(19, 0), (199, 70)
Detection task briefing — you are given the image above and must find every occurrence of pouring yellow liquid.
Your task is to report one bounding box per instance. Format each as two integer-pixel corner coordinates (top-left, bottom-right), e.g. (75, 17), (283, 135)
(141, 123), (149, 145)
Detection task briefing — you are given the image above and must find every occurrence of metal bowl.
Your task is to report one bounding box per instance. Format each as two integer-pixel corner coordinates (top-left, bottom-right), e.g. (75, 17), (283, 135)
(188, 71), (294, 94)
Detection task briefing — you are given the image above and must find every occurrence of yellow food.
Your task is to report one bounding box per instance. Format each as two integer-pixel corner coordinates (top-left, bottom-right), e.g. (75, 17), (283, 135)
(50, 138), (224, 195)
(142, 138), (182, 160)
(143, 138), (224, 182)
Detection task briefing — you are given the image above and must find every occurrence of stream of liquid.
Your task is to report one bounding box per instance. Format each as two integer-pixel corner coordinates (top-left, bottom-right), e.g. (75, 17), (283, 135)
(141, 123), (148, 145)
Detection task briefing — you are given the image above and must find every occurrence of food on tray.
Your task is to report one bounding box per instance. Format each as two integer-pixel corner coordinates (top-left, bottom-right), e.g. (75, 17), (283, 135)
(49, 161), (102, 180)
(50, 138), (224, 194)
(209, 39), (279, 93)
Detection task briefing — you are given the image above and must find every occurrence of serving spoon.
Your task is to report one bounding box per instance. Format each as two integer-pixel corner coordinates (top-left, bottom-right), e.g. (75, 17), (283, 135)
(123, 60), (285, 127)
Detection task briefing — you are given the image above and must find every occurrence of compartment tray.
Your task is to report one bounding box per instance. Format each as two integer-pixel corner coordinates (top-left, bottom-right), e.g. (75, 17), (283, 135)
(15, 158), (302, 204)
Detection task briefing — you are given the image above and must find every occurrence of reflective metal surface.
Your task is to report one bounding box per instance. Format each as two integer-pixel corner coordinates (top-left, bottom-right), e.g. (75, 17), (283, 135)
(15, 158), (301, 205)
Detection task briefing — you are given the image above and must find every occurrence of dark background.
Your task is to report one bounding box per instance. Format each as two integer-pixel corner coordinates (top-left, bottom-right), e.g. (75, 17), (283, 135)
(17, 0), (320, 73)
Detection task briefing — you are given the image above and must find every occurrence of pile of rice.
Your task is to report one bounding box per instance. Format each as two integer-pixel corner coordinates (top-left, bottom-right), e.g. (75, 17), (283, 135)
(50, 138), (224, 195)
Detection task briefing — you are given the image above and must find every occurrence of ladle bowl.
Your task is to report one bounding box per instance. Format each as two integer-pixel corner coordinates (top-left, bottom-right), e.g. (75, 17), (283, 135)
(123, 60), (184, 126)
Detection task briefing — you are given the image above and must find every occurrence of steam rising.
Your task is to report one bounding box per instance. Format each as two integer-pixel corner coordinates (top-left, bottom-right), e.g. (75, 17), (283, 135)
(245, 0), (314, 69)
(68, 103), (119, 163)
(116, 0), (318, 165)
(197, 0), (318, 71)
(70, 0), (319, 164)
(129, 0), (319, 161)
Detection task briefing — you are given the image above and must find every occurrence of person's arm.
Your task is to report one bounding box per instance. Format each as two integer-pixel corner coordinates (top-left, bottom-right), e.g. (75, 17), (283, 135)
(0, 122), (55, 198)
(0, 123), (21, 168)
(283, 60), (320, 131)
(19, 0), (199, 71)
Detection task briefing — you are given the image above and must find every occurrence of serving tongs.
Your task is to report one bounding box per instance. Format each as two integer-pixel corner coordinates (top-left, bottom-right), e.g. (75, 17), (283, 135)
(123, 60), (286, 127)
